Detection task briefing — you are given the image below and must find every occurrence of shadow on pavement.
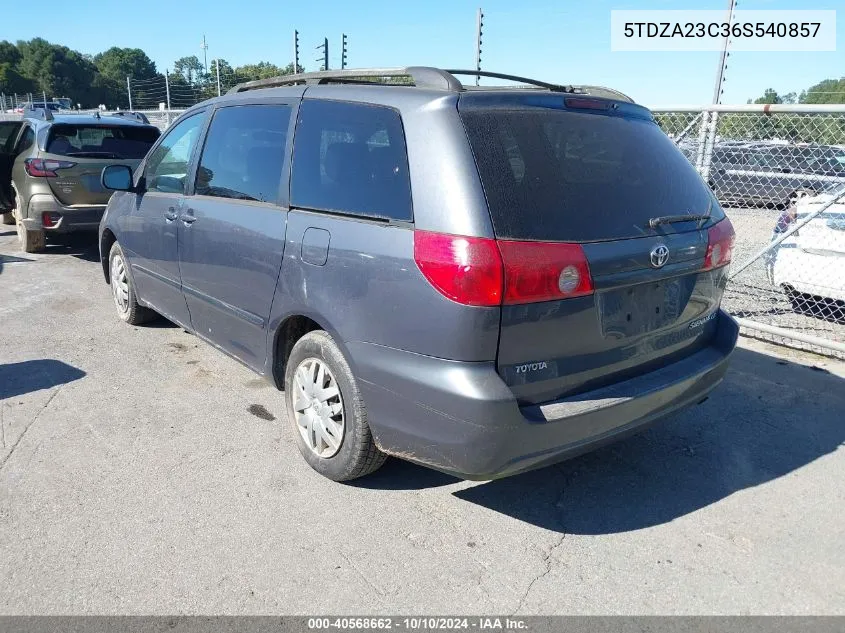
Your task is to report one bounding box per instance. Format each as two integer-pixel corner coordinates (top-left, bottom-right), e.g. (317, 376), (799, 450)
(43, 233), (100, 263)
(0, 359), (86, 400)
(352, 457), (460, 490)
(373, 346), (843, 534)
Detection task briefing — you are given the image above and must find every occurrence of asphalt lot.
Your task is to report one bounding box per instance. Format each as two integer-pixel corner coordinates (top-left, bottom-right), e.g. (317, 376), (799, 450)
(1, 230), (844, 615)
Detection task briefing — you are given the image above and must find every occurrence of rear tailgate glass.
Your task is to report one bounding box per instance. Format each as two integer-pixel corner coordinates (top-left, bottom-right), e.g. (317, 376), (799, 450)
(459, 107), (721, 242)
(46, 124), (160, 160)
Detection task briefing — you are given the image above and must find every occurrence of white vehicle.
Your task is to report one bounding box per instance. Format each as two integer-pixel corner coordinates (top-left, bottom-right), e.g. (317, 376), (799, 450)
(769, 192), (845, 313)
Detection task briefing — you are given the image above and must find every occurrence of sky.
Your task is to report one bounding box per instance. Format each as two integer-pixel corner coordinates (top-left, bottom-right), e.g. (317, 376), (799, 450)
(1, 0), (842, 106)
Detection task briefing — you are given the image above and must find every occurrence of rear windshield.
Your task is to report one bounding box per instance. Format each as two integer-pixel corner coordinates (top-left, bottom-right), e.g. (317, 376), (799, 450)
(460, 109), (721, 241)
(46, 124), (160, 160)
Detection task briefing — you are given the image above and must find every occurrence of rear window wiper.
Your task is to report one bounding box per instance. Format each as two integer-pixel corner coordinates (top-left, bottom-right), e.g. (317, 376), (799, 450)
(648, 214), (710, 228)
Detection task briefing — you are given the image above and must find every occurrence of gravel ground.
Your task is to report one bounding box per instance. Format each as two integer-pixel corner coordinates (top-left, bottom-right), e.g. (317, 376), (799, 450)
(1, 231), (844, 615)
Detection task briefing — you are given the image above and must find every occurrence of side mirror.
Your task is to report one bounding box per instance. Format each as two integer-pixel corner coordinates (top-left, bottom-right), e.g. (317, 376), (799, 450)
(102, 165), (134, 192)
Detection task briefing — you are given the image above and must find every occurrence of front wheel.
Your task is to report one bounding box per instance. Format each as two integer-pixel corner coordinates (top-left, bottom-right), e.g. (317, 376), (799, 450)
(284, 330), (386, 481)
(109, 242), (156, 325)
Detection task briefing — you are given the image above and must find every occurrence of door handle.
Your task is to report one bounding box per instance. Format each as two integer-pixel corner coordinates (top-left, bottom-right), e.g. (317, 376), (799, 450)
(164, 207), (178, 222)
(181, 208), (197, 225)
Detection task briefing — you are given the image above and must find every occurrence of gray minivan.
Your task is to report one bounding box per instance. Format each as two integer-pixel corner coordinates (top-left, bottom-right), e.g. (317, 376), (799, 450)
(99, 67), (738, 481)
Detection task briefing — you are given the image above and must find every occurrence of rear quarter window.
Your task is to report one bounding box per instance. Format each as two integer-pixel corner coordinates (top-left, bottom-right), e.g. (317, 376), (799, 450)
(291, 99), (412, 221)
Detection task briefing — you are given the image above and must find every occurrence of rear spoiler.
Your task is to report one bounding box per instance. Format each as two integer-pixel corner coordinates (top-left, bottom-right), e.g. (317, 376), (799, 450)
(110, 111), (150, 125)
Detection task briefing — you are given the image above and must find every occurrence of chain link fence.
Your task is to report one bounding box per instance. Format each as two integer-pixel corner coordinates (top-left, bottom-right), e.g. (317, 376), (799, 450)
(3, 96), (844, 357)
(656, 104), (845, 359)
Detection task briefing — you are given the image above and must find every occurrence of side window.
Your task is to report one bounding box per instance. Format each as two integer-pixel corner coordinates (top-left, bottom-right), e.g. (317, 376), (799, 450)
(15, 126), (35, 155)
(195, 104), (291, 204)
(145, 112), (205, 194)
(291, 100), (412, 221)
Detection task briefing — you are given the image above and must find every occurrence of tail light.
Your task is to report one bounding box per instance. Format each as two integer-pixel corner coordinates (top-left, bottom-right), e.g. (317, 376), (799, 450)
(24, 158), (75, 178)
(703, 218), (736, 270)
(413, 232), (503, 306)
(497, 240), (593, 304)
(413, 231), (594, 307)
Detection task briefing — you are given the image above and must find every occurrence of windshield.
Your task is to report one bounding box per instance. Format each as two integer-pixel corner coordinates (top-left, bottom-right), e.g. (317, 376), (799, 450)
(46, 124), (160, 159)
(460, 108), (721, 242)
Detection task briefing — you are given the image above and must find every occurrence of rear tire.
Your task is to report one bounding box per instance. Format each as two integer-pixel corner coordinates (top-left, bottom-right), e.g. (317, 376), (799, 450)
(17, 222), (45, 253)
(109, 241), (156, 325)
(284, 330), (386, 481)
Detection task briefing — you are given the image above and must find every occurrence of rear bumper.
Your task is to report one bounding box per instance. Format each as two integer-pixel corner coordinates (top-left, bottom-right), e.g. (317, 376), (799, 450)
(352, 310), (739, 480)
(26, 194), (106, 233)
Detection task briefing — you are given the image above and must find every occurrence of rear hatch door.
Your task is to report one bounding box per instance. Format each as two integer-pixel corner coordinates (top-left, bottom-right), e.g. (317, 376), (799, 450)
(40, 122), (159, 206)
(459, 94), (732, 404)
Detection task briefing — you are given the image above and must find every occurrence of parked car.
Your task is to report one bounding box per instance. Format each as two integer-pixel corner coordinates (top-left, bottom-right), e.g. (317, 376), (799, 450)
(0, 108), (160, 251)
(769, 190), (845, 318)
(710, 142), (845, 208)
(98, 67), (738, 482)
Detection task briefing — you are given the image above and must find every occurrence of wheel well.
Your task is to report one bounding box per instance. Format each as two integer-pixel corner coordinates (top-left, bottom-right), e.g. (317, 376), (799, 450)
(272, 315), (323, 389)
(100, 229), (117, 282)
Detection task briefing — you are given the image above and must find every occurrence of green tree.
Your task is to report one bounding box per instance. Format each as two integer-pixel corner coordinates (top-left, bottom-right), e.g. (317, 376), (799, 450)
(94, 47), (158, 83)
(173, 55), (204, 84)
(754, 88), (782, 105)
(800, 78), (845, 104)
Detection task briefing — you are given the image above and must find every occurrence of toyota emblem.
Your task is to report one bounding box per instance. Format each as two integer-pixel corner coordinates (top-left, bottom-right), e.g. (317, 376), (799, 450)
(650, 244), (669, 268)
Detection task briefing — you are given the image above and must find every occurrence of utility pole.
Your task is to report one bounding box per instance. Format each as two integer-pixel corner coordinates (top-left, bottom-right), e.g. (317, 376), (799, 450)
(341, 34), (348, 69)
(126, 76), (133, 111)
(316, 38), (329, 71)
(165, 70), (171, 109)
(201, 34), (209, 75)
(712, 0), (737, 104)
(475, 8), (484, 86)
(294, 30), (300, 73)
(215, 58), (221, 96)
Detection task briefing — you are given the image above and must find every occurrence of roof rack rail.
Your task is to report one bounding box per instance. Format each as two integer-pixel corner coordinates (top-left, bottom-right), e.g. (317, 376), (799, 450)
(111, 111), (150, 124)
(23, 105), (54, 121)
(228, 67), (462, 94)
(445, 69), (580, 93)
(227, 66), (635, 103)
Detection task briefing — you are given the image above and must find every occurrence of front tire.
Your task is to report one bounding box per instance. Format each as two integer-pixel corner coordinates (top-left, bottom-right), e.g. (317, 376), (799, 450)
(284, 330), (386, 481)
(1, 212), (13, 225)
(109, 242), (155, 325)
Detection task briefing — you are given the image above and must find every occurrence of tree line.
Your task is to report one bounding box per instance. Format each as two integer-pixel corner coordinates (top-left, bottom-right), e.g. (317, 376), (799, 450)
(0, 38), (301, 109)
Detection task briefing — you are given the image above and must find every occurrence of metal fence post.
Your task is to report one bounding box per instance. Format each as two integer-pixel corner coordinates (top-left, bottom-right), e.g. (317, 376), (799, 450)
(694, 109), (711, 174)
(126, 76), (133, 111)
(216, 59), (221, 97)
(701, 111), (719, 184)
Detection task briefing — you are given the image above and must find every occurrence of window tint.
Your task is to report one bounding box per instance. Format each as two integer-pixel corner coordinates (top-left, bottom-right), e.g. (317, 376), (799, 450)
(291, 100), (412, 221)
(460, 109), (721, 241)
(46, 125), (159, 159)
(145, 112), (205, 194)
(16, 127), (35, 155)
(195, 105), (291, 204)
